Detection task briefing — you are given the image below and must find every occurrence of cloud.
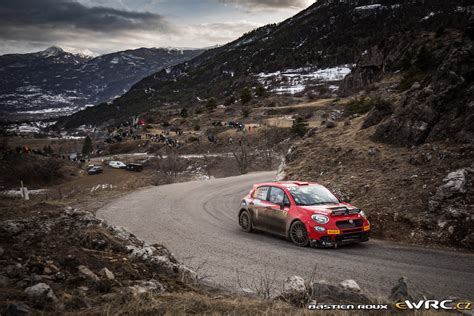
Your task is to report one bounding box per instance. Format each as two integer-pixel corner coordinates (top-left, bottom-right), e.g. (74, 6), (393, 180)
(0, 0), (170, 42)
(218, 0), (313, 11)
(180, 21), (263, 44)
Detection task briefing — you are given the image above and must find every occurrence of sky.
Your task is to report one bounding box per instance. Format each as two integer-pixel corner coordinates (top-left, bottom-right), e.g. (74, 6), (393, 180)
(0, 0), (314, 56)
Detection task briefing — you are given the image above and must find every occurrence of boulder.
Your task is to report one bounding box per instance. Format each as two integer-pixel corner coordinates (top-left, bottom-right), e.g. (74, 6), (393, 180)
(429, 168), (470, 212)
(24, 283), (57, 302)
(178, 264), (198, 284)
(0, 275), (9, 287)
(281, 275), (308, 305)
(389, 277), (421, 302)
(339, 279), (361, 292)
(325, 120), (337, 128)
(311, 280), (372, 304)
(129, 279), (165, 296)
(99, 267), (115, 281)
(0, 221), (25, 236)
(78, 265), (100, 282)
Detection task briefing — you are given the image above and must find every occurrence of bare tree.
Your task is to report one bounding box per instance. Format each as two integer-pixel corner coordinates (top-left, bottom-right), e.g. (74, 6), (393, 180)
(231, 136), (249, 174)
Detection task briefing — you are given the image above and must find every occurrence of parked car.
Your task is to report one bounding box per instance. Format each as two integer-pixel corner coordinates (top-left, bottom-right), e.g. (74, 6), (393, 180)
(109, 161), (127, 169)
(126, 163), (143, 172)
(87, 166), (103, 175)
(238, 181), (370, 248)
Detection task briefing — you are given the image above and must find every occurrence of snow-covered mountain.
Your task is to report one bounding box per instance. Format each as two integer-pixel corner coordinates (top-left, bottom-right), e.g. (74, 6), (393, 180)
(0, 46), (204, 120)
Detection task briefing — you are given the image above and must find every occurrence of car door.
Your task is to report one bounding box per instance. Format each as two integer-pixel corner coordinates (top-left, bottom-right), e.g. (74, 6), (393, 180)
(266, 186), (291, 236)
(249, 186), (271, 230)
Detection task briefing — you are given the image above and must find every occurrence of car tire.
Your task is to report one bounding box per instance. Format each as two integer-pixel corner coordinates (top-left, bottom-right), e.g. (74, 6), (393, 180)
(239, 210), (253, 233)
(289, 221), (309, 247)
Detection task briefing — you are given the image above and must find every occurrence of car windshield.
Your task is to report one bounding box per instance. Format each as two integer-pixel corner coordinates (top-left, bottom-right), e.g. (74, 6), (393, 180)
(287, 185), (339, 206)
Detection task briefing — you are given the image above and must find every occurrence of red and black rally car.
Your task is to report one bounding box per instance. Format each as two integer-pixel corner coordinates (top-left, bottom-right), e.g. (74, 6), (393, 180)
(238, 181), (370, 248)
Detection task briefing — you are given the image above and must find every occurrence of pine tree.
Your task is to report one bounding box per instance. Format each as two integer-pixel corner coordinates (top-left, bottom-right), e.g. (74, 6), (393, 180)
(240, 87), (252, 104)
(180, 108), (188, 118)
(256, 84), (266, 97)
(82, 136), (93, 156)
(291, 117), (309, 137)
(206, 98), (217, 111)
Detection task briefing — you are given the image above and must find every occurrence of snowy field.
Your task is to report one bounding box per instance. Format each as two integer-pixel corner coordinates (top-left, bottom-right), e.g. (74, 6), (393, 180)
(256, 65), (353, 95)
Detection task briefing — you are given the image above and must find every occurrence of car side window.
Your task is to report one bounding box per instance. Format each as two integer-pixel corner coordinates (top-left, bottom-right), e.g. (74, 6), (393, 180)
(269, 187), (286, 205)
(254, 186), (269, 201)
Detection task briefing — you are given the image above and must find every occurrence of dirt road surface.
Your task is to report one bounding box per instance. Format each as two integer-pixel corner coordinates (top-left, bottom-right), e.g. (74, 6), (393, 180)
(98, 171), (474, 299)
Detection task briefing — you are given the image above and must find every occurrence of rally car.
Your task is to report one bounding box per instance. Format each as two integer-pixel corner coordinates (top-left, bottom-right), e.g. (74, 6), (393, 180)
(238, 181), (370, 248)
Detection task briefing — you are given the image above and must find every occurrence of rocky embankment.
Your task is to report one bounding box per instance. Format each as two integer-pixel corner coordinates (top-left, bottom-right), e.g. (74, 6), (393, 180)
(0, 208), (197, 314)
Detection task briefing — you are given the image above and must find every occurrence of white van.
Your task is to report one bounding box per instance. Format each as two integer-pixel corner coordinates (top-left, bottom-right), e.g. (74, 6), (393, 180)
(109, 161), (127, 169)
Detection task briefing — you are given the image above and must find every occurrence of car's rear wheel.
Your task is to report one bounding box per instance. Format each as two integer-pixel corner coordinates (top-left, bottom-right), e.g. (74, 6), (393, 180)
(239, 210), (253, 232)
(289, 221), (309, 247)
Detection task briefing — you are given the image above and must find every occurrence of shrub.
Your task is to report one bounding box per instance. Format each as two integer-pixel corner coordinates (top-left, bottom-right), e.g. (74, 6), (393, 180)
(206, 98), (217, 111)
(240, 87), (252, 104)
(256, 85), (266, 97)
(346, 97), (376, 115)
(291, 117), (309, 137)
(397, 67), (424, 91)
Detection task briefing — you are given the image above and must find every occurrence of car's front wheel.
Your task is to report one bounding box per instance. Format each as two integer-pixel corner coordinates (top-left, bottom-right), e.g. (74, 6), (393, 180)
(239, 210), (253, 233)
(289, 221), (309, 247)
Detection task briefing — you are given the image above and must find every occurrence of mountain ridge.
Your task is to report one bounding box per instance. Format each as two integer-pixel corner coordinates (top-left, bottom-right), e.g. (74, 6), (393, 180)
(0, 46), (205, 121)
(58, 0), (472, 129)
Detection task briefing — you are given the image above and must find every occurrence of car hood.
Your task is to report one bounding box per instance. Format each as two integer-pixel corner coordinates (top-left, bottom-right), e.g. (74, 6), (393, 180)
(299, 203), (356, 215)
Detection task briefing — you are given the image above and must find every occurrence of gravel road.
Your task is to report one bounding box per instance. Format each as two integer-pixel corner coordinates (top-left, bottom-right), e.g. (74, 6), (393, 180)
(98, 171), (474, 300)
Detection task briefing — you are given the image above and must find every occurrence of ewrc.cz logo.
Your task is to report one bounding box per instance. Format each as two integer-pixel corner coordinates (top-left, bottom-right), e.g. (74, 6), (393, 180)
(395, 300), (472, 311)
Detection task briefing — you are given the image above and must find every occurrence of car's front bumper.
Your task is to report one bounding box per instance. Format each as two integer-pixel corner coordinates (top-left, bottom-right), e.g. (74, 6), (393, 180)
(310, 230), (370, 248)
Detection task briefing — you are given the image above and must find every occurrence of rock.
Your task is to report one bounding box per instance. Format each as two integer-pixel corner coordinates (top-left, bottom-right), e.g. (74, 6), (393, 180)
(99, 267), (115, 280)
(442, 169), (468, 195)
(178, 264), (198, 284)
(344, 120), (351, 126)
(429, 168), (470, 213)
(339, 279), (361, 292)
(78, 265), (100, 282)
(389, 277), (418, 302)
(24, 283), (57, 302)
(129, 279), (165, 296)
(240, 287), (257, 297)
(362, 99), (393, 129)
(6, 264), (22, 278)
(311, 280), (372, 304)
(0, 220), (25, 236)
(281, 275), (308, 305)
(0, 275), (9, 287)
(304, 128), (318, 138)
(411, 82), (421, 90)
(461, 233), (474, 248)
(5, 303), (31, 316)
(325, 120), (337, 128)
(367, 147), (379, 156)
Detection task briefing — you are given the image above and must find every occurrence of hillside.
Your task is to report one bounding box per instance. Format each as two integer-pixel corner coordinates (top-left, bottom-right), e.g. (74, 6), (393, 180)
(0, 47), (204, 121)
(58, 0), (472, 128)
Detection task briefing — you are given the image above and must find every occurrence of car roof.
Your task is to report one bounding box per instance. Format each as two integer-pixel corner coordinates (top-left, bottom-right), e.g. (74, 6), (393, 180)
(253, 181), (321, 189)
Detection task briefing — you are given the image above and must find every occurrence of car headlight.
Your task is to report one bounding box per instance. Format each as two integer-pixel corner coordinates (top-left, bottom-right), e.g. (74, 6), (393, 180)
(311, 214), (329, 224)
(359, 210), (367, 218)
